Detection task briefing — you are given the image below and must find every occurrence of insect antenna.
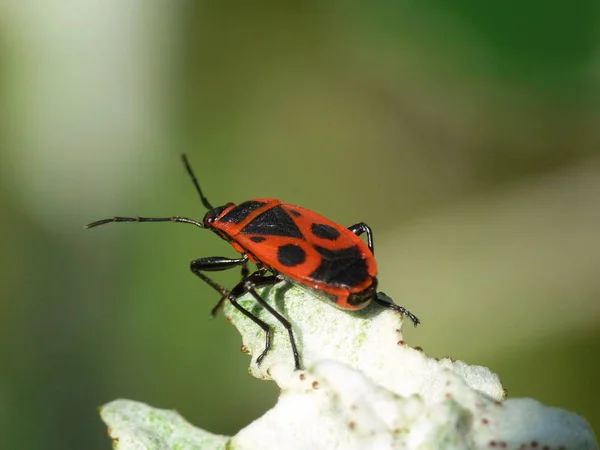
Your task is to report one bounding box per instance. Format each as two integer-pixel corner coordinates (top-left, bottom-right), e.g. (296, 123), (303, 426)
(181, 154), (214, 210)
(85, 216), (204, 229)
(85, 156), (211, 230)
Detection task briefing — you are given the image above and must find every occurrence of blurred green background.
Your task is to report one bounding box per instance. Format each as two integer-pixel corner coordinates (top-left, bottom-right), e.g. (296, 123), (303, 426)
(1, 2), (599, 449)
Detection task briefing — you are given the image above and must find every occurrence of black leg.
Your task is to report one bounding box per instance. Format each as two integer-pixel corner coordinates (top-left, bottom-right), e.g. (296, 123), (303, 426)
(244, 281), (299, 370)
(191, 256), (248, 272)
(228, 270), (300, 370)
(190, 259), (277, 363)
(241, 260), (250, 279)
(190, 257), (299, 369)
(375, 292), (420, 326)
(348, 222), (374, 255)
(227, 296), (274, 366)
(190, 263), (277, 359)
(228, 270), (281, 297)
(190, 256), (248, 316)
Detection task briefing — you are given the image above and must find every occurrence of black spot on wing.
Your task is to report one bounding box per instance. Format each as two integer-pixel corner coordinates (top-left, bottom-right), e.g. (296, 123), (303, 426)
(311, 223), (341, 240)
(220, 201), (266, 224)
(241, 206), (304, 238)
(249, 236), (266, 243)
(309, 246), (370, 287)
(277, 244), (306, 267)
(289, 209), (302, 217)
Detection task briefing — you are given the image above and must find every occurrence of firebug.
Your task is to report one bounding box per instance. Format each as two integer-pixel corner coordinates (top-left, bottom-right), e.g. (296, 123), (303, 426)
(86, 155), (420, 370)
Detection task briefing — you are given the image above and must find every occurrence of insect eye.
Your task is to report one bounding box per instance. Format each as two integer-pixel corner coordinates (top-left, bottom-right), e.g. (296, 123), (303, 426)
(203, 203), (232, 227)
(202, 211), (215, 227)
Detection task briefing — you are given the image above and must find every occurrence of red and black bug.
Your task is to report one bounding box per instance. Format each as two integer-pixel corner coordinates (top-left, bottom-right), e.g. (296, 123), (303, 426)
(86, 155), (419, 370)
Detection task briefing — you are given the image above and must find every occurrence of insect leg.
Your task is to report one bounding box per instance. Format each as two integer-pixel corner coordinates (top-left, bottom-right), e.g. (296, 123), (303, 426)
(229, 271), (300, 369)
(218, 260), (253, 317)
(348, 222), (374, 255)
(191, 256), (248, 272)
(190, 256), (248, 316)
(191, 258), (299, 368)
(375, 292), (420, 326)
(211, 259), (255, 317)
(241, 260), (250, 279)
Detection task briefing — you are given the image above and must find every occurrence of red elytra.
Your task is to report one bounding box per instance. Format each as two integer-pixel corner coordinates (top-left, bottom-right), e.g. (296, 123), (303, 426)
(205, 199), (378, 310)
(86, 155), (419, 370)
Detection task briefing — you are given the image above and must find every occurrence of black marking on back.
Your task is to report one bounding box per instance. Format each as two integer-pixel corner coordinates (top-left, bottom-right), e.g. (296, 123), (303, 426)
(242, 205), (304, 238)
(249, 236), (266, 243)
(290, 209), (302, 217)
(220, 201), (266, 224)
(311, 223), (341, 240)
(277, 244), (306, 267)
(310, 246), (370, 287)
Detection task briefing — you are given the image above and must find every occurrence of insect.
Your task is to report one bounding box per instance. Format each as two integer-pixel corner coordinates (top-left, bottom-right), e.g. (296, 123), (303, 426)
(86, 155), (420, 370)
